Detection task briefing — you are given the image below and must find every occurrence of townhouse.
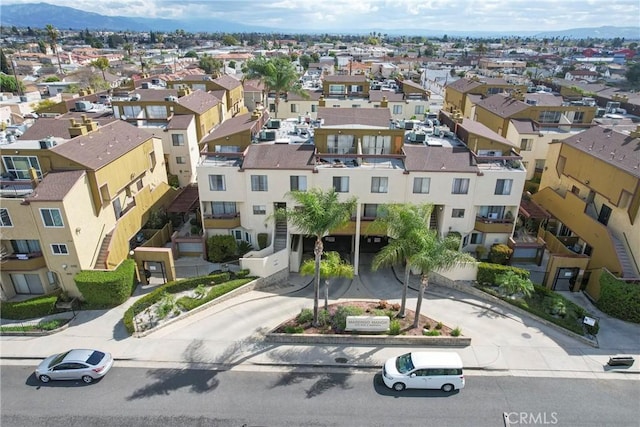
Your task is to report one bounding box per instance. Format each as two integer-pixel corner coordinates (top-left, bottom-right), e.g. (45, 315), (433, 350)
(0, 119), (174, 298)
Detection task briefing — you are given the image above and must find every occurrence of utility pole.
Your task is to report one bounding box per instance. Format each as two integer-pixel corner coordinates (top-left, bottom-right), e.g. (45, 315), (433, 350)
(10, 58), (23, 97)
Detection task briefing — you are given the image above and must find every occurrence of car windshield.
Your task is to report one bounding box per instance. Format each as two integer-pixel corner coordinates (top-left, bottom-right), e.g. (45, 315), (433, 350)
(86, 351), (106, 366)
(48, 350), (71, 368)
(395, 353), (415, 374)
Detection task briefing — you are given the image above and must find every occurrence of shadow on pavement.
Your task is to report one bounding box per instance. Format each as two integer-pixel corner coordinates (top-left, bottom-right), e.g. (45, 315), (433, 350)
(25, 372), (101, 388)
(371, 373), (460, 398)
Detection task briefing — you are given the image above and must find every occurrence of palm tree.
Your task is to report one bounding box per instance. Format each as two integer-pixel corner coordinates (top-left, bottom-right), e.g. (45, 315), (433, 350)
(300, 251), (354, 311)
(409, 230), (475, 328)
(285, 188), (358, 326)
(243, 55), (307, 118)
(496, 270), (534, 298)
(91, 57), (110, 81)
(45, 24), (63, 74)
(369, 203), (434, 318)
(122, 43), (134, 58)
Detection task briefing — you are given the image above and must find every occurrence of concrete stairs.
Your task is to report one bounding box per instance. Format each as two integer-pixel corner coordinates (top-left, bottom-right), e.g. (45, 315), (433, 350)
(93, 231), (113, 270)
(611, 234), (638, 279)
(274, 219), (287, 252)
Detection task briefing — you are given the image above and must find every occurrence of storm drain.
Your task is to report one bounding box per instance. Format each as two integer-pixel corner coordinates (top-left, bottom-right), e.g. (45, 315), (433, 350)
(334, 357), (348, 364)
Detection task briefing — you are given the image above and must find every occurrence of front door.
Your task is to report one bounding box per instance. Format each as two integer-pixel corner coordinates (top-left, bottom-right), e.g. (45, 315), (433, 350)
(597, 204), (612, 226)
(553, 268), (578, 291)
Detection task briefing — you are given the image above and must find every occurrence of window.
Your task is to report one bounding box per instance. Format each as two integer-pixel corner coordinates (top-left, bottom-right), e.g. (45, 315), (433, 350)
(362, 204), (379, 219)
(253, 205), (266, 215)
(51, 244), (68, 255)
(495, 179), (513, 195)
(573, 111), (585, 123)
(351, 104), (361, 108)
(311, 105), (317, 113)
(11, 239), (40, 253)
(99, 184), (110, 203)
(1, 155), (43, 180)
(452, 209), (465, 218)
(209, 175), (226, 191)
(172, 134), (185, 146)
(371, 177), (388, 193)
(327, 134), (355, 154)
(211, 202), (237, 216)
(539, 110), (561, 123)
(146, 105), (167, 119)
(329, 84), (346, 95)
(176, 156), (185, 164)
(333, 176), (349, 192)
(413, 177), (430, 194)
(121, 105), (142, 118)
(290, 103), (299, 113)
(520, 138), (533, 151)
(414, 105), (425, 115)
(392, 105), (403, 114)
(40, 208), (64, 227)
(452, 178), (469, 194)
(251, 175), (268, 191)
(479, 206), (505, 219)
(136, 179), (143, 191)
(470, 232), (483, 244)
(0, 208), (12, 227)
(149, 151), (157, 171)
(290, 175), (307, 191)
(362, 135), (391, 154)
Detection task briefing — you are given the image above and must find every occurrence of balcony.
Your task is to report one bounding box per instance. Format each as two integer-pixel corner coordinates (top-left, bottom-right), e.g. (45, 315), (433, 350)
(2, 251), (46, 271)
(474, 216), (514, 233)
(203, 214), (241, 229)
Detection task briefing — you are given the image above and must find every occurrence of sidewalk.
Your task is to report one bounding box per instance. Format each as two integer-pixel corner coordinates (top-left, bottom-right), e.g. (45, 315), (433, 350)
(1, 270), (639, 381)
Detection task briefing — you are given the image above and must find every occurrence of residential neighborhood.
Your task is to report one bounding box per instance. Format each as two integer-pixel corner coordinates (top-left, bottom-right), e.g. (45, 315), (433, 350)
(0, 11), (639, 426)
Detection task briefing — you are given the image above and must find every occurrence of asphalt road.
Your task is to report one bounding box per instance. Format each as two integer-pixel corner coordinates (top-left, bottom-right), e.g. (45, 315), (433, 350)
(1, 365), (638, 427)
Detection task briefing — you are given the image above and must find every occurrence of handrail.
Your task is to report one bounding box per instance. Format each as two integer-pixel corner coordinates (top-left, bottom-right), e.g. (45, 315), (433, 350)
(622, 231), (640, 276)
(90, 223), (106, 268)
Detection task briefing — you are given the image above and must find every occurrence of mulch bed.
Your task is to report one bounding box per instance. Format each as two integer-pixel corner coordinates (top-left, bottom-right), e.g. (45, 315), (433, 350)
(274, 300), (454, 336)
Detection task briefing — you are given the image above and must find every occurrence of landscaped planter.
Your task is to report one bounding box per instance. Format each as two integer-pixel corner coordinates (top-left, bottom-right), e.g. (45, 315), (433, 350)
(265, 332), (471, 346)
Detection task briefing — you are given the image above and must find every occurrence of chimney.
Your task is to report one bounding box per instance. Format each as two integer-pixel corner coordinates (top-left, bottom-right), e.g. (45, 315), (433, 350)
(630, 125), (640, 139)
(250, 109), (262, 121)
(69, 118), (88, 137)
(177, 86), (192, 97)
(380, 96), (388, 108)
(318, 95), (326, 107)
(83, 115), (99, 132)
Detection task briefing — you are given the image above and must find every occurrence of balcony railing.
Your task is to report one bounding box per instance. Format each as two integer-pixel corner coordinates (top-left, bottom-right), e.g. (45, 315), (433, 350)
(1, 251), (46, 271)
(474, 216), (514, 233)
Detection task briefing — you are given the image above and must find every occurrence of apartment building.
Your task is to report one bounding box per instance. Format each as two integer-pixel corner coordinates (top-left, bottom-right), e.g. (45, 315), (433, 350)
(530, 125), (640, 298)
(0, 119), (174, 299)
(196, 106), (524, 274)
(166, 74), (246, 120)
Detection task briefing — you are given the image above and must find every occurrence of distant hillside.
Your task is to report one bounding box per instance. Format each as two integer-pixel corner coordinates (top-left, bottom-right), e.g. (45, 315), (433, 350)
(0, 2), (637, 38)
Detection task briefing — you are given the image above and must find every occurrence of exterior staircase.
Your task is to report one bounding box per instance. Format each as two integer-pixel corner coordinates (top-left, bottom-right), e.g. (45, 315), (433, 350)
(611, 234), (638, 278)
(273, 218), (288, 252)
(93, 231), (113, 270)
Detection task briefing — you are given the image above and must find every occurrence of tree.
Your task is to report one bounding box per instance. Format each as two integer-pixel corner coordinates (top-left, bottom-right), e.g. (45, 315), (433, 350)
(408, 230), (474, 328)
(243, 55), (307, 118)
(122, 43), (134, 58)
(198, 54), (223, 76)
(0, 49), (9, 74)
(300, 251), (354, 311)
(370, 203), (434, 318)
(0, 75), (24, 94)
(91, 57), (110, 80)
(625, 62), (640, 87)
(45, 24), (63, 74)
(284, 188), (358, 326)
(183, 50), (198, 58)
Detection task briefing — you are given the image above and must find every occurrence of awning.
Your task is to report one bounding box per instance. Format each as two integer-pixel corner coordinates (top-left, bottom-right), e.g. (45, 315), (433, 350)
(519, 198), (550, 219)
(166, 184), (199, 213)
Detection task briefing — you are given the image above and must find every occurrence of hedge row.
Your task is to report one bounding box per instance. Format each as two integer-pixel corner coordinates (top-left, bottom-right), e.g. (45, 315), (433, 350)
(75, 259), (136, 308)
(175, 278), (251, 311)
(596, 271), (640, 324)
(123, 272), (231, 334)
(0, 293), (60, 320)
(477, 262), (530, 285)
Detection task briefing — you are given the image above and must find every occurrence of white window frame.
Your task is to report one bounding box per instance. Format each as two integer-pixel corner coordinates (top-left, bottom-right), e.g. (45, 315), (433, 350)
(495, 179), (513, 195)
(176, 156), (186, 164)
(371, 177), (388, 193)
(251, 175), (268, 191)
(253, 205), (267, 215)
(40, 208), (64, 228)
(452, 209), (465, 218)
(1, 155), (43, 180)
(333, 176), (349, 193)
(172, 134), (185, 146)
(414, 105), (425, 115)
(0, 208), (12, 227)
(290, 175), (307, 191)
(392, 105), (403, 114)
(413, 177), (430, 194)
(51, 243), (68, 255)
(452, 178), (470, 195)
(520, 138), (533, 151)
(209, 175), (226, 191)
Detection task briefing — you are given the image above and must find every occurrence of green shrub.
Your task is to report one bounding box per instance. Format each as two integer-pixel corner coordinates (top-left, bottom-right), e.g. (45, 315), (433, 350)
(257, 233), (268, 250)
(284, 325), (304, 334)
(477, 263), (530, 285)
(424, 329), (441, 336)
(155, 293), (175, 319)
(318, 309), (331, 327)
(190, 226), (201, 235)
(489, 244), (513, 265)
(167, 174), (179, 188)
(193, 284), (207, 299)
(207, 234), (238, 262)
(331, 305), (364, 332)
(174, 279), (250, 312)
(235, 269), (250, 279)
(297, 308), (314, 324)
(451, 327), (462, 337)
(75, 259), (136, 308)
(39, 318), (69, 330)
(0, 293), (59, 320)
(237, 241), (254, 256)
(596, 271), (640, 323)
(389, 319), (402, 335)
(435, 321), (443, 330)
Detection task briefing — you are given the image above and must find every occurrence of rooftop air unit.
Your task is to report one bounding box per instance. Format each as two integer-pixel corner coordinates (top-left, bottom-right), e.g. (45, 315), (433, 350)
(164, 96), (178, 102)
(75, 100), (91, 112)
(141, 82), (150, 89)
(130, 93), (141, 101)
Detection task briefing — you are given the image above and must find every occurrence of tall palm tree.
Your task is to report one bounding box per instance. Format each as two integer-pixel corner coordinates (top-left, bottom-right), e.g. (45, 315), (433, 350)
(370, 203), (434, 318)
(91, 57), (110, 81)
(243, 55), (307, 118)
(409, 231), (475, 328)
(285, 188), (358, 326)
(45, 24), (63, 74)
(300, 251), (354, 311)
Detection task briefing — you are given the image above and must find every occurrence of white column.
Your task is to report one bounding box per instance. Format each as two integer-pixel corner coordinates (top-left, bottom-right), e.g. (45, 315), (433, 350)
(353, 202), (362, 275)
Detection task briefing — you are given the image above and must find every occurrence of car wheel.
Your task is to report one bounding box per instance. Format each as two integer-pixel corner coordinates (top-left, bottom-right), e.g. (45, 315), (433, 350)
(441, 383), (454, 392)
(39, 375), (51, 383)
(392, 382), (405, 391)
(82, 375), (94, 384)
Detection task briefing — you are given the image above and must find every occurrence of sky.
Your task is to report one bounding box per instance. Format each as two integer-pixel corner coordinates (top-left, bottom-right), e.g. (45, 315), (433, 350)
(4, 0), (640, 33)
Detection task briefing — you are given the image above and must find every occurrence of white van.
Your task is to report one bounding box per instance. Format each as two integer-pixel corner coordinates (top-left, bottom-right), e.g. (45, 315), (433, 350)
(382, 351), (465, 392)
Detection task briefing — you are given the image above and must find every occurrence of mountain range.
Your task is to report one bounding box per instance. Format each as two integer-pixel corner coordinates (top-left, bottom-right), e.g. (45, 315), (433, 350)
(1, 2), (638, 39)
